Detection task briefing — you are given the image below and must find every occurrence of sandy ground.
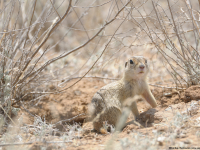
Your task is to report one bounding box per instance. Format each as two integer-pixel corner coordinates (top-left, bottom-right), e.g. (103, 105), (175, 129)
(13, 78), (200, 150)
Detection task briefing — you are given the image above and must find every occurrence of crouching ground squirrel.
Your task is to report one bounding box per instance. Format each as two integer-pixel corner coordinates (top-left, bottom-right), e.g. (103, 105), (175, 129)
(88, 56), (157, 133)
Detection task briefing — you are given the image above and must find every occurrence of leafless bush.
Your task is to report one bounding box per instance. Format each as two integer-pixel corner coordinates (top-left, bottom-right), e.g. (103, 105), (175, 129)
(0, 0), (199, 121)
(0, 0), (198, 127)
(1, 0), (200, 148)
(153, 0), (200, 87)
(0, 0), (133, 118)
(123, 0), (200, 88)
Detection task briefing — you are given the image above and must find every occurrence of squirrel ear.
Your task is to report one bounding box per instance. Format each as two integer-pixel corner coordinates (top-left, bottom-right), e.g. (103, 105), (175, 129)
(130, 59), (134, 64)
(125, 62), (128, 68)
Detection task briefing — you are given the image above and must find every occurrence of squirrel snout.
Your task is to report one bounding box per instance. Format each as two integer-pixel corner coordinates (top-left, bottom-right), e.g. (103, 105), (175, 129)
(139, 64), (145, 69)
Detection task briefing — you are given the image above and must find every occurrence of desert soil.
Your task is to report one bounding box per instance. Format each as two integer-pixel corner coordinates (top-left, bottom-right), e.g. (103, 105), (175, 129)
(14, 79), (200, 149)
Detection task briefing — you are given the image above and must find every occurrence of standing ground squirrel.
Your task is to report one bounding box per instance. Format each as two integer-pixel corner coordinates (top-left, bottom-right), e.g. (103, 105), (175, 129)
(88, 56), (157, 133)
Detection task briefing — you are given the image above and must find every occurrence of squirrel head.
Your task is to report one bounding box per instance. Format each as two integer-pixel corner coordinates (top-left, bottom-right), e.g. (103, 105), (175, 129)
(124, 56), (149, 80)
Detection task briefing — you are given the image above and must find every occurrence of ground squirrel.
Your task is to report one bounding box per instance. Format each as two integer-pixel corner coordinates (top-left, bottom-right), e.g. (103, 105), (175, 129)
(89, 56), (157, 133)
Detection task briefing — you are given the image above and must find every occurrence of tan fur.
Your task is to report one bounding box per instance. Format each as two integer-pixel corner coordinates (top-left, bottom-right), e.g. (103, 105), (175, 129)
(89, 56), (157, 133)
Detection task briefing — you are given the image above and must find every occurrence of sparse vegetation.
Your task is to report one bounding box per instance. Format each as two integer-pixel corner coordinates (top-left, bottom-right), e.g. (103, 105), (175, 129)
(0, 0), (200, 149)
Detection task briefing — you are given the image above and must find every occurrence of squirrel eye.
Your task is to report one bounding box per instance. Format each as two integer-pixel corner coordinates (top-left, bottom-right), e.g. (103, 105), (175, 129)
(130, 60), (134, 64)
(145, 59), (147, 63)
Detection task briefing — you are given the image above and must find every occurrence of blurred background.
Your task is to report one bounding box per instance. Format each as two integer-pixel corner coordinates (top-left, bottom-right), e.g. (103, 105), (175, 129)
(0, 0), (200, 148)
